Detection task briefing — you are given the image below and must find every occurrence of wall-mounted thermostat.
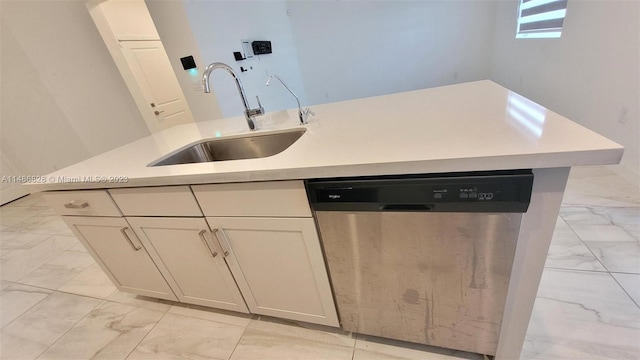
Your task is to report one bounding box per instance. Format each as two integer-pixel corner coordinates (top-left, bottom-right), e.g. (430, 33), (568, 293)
(252, 41), (272, 55)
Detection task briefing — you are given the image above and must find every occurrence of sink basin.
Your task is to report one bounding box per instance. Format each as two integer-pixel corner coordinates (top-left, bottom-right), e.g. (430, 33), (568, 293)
(150, 128), (306, 166)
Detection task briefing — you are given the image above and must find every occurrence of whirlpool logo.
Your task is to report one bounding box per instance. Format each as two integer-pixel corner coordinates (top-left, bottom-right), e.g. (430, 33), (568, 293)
(328, 194), (341, 200)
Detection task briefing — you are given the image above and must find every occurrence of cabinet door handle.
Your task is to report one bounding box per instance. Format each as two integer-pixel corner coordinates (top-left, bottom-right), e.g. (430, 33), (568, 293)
(64, 201), (89, 209)
(120, 227), (141, 251)
(212, 229), (231, 257)
(198, 230), (218, 257)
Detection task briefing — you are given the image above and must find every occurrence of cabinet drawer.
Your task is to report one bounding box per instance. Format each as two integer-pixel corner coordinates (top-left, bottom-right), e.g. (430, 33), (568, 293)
(109, 186), (202, 217)
(43, 190), (121, 217)
(192, 181), (311, 217)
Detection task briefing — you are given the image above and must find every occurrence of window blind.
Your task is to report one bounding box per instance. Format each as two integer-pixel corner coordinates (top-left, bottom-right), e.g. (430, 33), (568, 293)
(516, 0), (568, 38)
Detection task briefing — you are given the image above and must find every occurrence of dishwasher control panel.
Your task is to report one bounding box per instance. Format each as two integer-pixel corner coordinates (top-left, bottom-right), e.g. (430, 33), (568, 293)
(306, 170), (534, 213)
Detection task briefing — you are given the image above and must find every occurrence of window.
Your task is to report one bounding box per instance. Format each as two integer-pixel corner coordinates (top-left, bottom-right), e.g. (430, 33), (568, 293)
(516, 0), (568, 39)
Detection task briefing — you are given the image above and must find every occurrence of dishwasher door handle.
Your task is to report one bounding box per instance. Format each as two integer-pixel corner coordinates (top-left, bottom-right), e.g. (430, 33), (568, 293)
(379, 204), (434, 211)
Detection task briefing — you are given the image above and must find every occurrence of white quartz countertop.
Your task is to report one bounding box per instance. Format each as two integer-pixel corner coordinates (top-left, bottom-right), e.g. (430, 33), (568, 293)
(30, 80), (623, 191)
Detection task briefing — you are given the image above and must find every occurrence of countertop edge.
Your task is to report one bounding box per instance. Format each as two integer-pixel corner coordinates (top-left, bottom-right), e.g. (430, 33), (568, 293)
(26, 146), (624, 192)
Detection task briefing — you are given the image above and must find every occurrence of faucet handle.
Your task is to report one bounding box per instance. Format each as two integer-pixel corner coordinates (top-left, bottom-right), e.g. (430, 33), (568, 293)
(299, 108), (315, 124)
(255, 96), (264, 115)
(246, 96), (265, 119)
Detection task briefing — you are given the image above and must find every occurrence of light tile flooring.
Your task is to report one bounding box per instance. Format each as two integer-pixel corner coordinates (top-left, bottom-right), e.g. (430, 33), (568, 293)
(0, 166), (638, 360)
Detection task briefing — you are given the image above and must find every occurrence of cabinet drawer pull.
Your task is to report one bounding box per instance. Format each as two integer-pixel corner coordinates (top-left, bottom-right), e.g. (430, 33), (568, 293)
(64, 201), (89, 209)
(212, 229), (231, 257)
(120, 227), (141, 251)
(199, 230), (218, 257)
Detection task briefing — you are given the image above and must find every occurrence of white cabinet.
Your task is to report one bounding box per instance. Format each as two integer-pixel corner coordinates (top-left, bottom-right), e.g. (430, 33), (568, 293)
(192, 181), (312, 217)
(63, 216), (177, 301)
(206, 217), (339, 327)
(108, 186), (201, 217)
(48, 180), (339, 327)
(44, 190), (121, 217)
(127, 217), (249, 313)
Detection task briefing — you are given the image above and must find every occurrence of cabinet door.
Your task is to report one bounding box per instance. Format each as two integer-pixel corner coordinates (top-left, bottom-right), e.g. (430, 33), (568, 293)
(206, 217), (339, 327)
(127, 217), (249, 313)
(62, 216), (177, 301)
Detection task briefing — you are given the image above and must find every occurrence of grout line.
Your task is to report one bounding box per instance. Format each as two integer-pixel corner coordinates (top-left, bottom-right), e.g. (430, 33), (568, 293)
(12, 250), (89, 287)
(226, 319), (250, 360)
(0, 284), (52, 331)
(9, 275), (119, 304)
(33, 293), (103, 359)
(556, 212), (640, 310)
(45, 297), (153, 360)
(559, 213), (610, 273)
(592, 206), (640, 240)
(609, 270), (640, 276)
(351, 332), (358, 360)
(0, 280), (16, 290)
(2, 281), (55, 294)
(100, 295), (174, 315)
(617, 223), (639, 241)
(608, 273), (640, 310)
(49, 288), (117, 302)
(123, 307), (169, 360)
(543, 266), (608, 274)
(553, 214), (640, 311)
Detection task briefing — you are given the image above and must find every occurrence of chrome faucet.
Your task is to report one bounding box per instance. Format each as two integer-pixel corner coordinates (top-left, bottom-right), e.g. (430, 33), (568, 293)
(266, 75), (314, 124)
(202, 62), (263, 130)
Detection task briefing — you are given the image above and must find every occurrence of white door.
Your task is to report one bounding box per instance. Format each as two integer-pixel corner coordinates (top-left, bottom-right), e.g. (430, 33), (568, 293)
(127, 217), (249, 313)
(0, 152), (28, 205)
(120, 40), (193, 130)
(206, 217), (339, 327)
(63, 216), (177, 301)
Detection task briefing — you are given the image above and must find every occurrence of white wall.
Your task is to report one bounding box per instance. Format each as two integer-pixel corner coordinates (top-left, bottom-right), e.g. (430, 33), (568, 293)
(490, 0), (639, 175)
(180, 0), (308, 118)
(287, 0), (497, 105)
(145, 0), (223, 122)
(4, 1), (623, 178)
(100, 0), (158, 39)
(0, 152), (29, 204)
(172, 1), (498, 116)
(0, 1), (150, 176)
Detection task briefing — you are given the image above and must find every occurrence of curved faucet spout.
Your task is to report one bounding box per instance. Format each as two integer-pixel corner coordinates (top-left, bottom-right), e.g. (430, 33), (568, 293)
(266, 75), (313, 124)
(202, 62), (263, 130)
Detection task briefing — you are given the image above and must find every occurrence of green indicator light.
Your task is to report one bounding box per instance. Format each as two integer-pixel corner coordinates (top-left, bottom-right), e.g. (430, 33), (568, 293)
(188, 68), (198, 76)
(215, 131), (222, 138)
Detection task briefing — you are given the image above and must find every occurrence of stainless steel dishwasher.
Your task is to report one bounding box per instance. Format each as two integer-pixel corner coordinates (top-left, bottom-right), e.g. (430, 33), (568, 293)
(305, 170), (534, 356)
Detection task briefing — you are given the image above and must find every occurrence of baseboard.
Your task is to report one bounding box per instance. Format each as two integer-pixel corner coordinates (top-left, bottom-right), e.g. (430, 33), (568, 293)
(0, 188), (30, 206)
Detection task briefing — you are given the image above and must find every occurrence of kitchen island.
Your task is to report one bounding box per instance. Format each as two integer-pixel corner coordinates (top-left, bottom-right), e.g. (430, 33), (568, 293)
(27, 80), (623, 359)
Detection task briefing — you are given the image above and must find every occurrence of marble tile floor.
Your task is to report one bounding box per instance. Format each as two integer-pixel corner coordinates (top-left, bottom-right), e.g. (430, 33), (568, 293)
(0, 165), (638, 360)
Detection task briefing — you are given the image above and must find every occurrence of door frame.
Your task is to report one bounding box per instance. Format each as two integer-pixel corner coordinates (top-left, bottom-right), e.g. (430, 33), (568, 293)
(86, 0), (196, 133)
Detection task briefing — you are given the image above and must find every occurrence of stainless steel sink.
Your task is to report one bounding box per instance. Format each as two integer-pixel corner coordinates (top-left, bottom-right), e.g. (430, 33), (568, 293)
(150, 128), (306, 166)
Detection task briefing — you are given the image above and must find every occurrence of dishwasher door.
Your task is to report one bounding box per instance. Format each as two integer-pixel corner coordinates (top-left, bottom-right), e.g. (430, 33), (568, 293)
(315, 211), (521, 356)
